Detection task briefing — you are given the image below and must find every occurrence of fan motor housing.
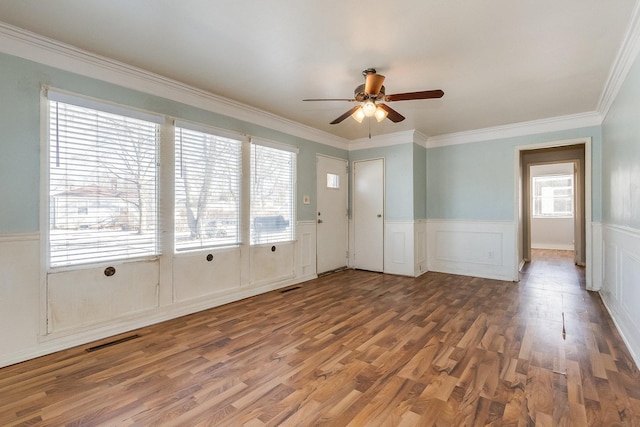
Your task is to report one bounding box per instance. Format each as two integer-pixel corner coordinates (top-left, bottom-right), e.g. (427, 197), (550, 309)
(354, 84), (385, 102)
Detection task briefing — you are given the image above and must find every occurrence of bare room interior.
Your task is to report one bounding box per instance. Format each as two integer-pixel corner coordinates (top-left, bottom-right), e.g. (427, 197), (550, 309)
(1, 1), (640, 425)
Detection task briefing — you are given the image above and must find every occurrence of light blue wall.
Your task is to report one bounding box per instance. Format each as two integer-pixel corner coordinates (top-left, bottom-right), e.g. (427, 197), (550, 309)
(0, 52), (347, 233)
(602, 50), (640, 229)
(413, 144), (427, 220)
(0, 49), (609, 230)
(427, 127), (603, 221)
(349, 143), (416, 221)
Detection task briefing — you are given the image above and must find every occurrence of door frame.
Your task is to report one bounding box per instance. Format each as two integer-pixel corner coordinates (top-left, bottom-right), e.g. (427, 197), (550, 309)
(526, 160), (580, 260)
(514, 137), (592, 288)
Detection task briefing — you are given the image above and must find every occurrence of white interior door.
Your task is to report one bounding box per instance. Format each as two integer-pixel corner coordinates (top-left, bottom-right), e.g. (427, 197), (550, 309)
(316, 155), (348, 274)
(354, 158), (384, 272)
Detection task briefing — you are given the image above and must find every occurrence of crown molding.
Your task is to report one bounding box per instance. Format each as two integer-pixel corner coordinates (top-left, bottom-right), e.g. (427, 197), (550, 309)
(0, 22), (348, 150)
(3, 14), (638, 154)
(426, 111), (602, 148)
(597, 0), (640, 119)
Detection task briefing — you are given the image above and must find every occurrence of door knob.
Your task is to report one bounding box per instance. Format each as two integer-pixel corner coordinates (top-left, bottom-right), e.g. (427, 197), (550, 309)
(377, 214), (382, 218)
(318, 219), (323, 223)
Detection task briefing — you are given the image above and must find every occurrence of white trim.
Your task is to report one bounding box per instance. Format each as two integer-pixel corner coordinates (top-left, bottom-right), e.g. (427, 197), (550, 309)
(39, 88), (49, 338)
(0, 232), (39, 243)
(603, 222), (640, 238)
(531, 243), (575, 251)
(47, 87), (164, 124)
(597, 0), (640, 120)
(174, 119), (246, 142)
(427, 112), (602, 148)
(250, 136), (299, 153)
(0, 22), (348, 150)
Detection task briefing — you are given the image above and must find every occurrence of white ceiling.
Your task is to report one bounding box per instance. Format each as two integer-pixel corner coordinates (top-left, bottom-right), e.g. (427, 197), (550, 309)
(0, 0), (636, 141)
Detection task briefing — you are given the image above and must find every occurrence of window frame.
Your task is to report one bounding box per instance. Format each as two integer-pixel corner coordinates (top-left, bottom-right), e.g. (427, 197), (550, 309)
(44, 88), (163, 270)
(249, 138), (298, 246)
(531, 173), (574, 219)
(173, 120), (243, 252)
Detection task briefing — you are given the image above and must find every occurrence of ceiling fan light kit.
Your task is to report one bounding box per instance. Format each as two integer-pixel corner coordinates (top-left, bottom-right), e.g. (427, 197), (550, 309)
(303, 68), (444, 126)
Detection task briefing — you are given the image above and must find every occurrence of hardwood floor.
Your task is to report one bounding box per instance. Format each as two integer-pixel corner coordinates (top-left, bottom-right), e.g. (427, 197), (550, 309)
(1, 250), (639, 426)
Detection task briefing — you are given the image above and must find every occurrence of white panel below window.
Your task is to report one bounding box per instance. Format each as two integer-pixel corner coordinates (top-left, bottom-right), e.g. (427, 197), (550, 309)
(47, 259), (159, 334)
(173, 249), (241, 302)
(250, 242), (295, 286)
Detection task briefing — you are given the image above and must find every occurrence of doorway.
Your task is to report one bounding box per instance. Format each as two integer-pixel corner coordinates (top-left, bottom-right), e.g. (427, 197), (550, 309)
(517, 142), (589, 282)
(316, 155), (349, 274)
(353, 158), (384, 272)
(529, 162), (577, 256)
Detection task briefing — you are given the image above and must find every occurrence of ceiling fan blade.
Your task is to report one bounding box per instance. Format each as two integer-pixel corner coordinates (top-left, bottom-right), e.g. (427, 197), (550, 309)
(385, 89), (444, 102)
(378, 104), (405, 123)
(365, 73), (385, 96)
(330, 105), (361, 124)
(303, 98), (356, 102)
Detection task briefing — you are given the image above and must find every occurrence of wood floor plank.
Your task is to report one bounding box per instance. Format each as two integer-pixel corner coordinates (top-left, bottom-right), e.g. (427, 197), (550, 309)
(0, 249), (639, 425)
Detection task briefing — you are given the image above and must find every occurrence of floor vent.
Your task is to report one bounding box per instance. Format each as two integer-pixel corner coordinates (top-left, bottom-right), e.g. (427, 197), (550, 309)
(280, 286), (301, 294)
(86, 334), (141, 352)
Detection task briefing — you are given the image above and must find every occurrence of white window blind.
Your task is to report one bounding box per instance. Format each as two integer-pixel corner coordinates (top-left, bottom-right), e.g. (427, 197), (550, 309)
(532, 174), (574, 217)
(48, 97), (160, 267)
(250, 141), (296, 244)
(175, 124), (242, 250)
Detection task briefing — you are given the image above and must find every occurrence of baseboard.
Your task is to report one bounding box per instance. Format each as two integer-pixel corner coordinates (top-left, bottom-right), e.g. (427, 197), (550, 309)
(531, 243), (575, 250)
(599, 292), (640, 372)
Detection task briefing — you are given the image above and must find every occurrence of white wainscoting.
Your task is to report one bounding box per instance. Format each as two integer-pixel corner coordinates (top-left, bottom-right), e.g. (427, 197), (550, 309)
(47, 259), (160, 334)
(0, 221), (318, 368)
(414, 219), (428, 276)
(590, 222), (603, 291)
(599, 224), (640, 368)
(426, 220), (518, 282)
(250, 241), (296, 286)
(348, 219), (427, 277)
(173, 247), (242, 303)
(0, 233), (41, 367)
(295, 220), (317, 281)
(384, 221), (415, 276)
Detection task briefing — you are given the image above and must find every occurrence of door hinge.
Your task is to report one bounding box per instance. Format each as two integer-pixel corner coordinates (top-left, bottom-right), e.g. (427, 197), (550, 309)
(346, 250), (349, 258)
(346, 165), (350, 174)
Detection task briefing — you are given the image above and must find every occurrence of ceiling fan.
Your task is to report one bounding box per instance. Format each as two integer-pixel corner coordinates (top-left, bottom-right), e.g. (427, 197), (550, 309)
(303, 68), (444, 125)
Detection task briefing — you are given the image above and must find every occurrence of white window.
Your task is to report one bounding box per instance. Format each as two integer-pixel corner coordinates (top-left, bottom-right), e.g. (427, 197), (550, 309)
(175, 123), (242, 250)
(250, 140), (296, 244)
(326, 173), (340, 189)
(47, 91), (161, 267)
(532, 174), (573, 217)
